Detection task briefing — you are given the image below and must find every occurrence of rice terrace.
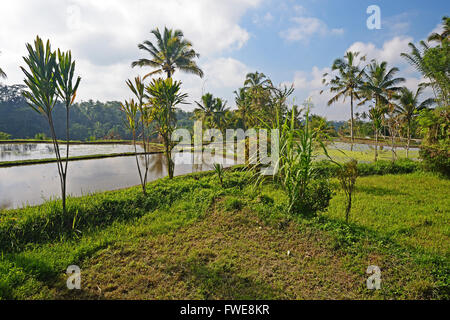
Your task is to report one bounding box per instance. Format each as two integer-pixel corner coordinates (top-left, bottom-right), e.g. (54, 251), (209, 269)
(0, 0), (448, 307)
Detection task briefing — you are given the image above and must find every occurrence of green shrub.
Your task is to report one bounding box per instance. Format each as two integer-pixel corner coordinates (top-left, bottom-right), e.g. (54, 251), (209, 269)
(34, 133), (48, 140)
(0, 132), (11, 140)
(291, 179), (333, 217)
(420, 144), (450, 177)
(314, 159), (419, 178)
(224, 197), (243, 211)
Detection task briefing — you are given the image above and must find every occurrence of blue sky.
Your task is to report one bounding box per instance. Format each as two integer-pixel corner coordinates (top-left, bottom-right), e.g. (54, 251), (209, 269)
(0, 0), (448, 120)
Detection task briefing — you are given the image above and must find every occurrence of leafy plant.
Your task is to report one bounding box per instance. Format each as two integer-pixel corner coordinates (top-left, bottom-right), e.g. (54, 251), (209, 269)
(146, 77), (188, 179)
(336, 159), (358, 223)
(131, 27), (203, 79)
(20, 36), (80, 214)
(121, 76), (152, 194)
(213, 163), (224, 187)
(0, 131), (11, 140)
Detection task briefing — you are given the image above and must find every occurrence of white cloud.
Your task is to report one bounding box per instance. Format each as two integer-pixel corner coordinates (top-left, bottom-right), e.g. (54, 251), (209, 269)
(280, 16), (344, 42)
(347, 36), (413, 67)
(253, 12), (274, 26)
(284, 34), (435, 120)
(0, 0), (261, 104)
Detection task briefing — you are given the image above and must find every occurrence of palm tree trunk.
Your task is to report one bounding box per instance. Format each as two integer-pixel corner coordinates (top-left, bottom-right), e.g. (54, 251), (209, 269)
(374, 129), (378, 162)
(350, 94), (354, 145)
(406, 124), (410, 159)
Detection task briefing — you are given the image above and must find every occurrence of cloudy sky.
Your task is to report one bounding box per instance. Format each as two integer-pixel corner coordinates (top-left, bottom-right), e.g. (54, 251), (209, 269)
(0, 0), (448, 120)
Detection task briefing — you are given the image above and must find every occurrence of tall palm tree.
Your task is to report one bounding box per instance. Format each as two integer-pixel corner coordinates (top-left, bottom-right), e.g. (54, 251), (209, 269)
(360, 60), (405, 110)
(234, 88), (252, 130)
(395, 86), (435, 158)
(360, 60), (405, 159)
(194, 93), (216, 128)
(212, 98), (229, 132)
(244, 71), (272, 89)
(132, 27), (203, 79)
(0, 51), (6, 79)
(322, 51), (366, 143)
(194, 93), (228, 131)
(428, 16), (450, 44)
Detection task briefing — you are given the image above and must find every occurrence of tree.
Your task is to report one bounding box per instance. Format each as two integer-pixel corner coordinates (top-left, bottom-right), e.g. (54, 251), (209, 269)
(234, 88), (252, 130)
(244, 71), (273, 125)
(131, 27), (203, 79)
(322, 51), (366, 143)
(122, 76), (152, 194)
(402, 17), (449, 107)
(21, 36), (81, 213)
(360, 60), (405, 152)
(336, 159), (358, 223)
(0, 51), (6, 79)
(395, 86), (435, 158)
(146, 77), (187, 179)
(194, 93), (229, 132)
(427, 16), (450, 44)
(368, 106), (385, 161)
(194, 93), (216, 128)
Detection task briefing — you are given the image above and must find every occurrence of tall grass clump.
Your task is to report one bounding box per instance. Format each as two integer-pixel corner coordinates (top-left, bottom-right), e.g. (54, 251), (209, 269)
(274, 99), (332, 216)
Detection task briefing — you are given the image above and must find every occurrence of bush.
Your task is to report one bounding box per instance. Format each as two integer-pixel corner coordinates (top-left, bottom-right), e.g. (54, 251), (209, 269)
(420, 144), (450, 177)
(313, 159), (419, 178)
(0, 131), (11, 140)
(34, 133), (48, 140)
(291, 179), (333, 217)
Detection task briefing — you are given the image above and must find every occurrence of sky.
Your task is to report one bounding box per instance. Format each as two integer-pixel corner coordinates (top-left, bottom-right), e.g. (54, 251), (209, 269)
(0, 0), (448, 120)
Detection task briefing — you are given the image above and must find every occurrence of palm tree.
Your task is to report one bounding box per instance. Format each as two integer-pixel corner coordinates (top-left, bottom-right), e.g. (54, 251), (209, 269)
(428, 16), (450, 44)
(146, 77), (187, 179)
(244, 71), (272, 89)
(194, 93), (228, 131)
(368, 106), (385, 161)
(234, 88), (252, 130)
(360, 60), (405, 112)
(212, 97), (229, 132)
(395, 86), (435, 158)
(322, 51), (366, 143)
(131, 27), (203, 79)
(360, 60), (405, 157)
(0, 51), (6, 79)
(194, 93), (216, 128)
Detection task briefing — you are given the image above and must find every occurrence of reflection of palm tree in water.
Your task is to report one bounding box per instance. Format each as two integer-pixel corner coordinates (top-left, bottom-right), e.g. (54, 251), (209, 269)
(142, 153), (165, 177)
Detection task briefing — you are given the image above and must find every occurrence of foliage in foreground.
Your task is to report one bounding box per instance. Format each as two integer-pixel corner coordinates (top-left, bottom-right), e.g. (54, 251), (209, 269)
(0, 170), (448, 300)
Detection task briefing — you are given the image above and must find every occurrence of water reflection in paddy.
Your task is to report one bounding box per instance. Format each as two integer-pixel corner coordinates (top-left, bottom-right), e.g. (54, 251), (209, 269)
(0, 143), (144, 162)
(0, 152), (230, 210)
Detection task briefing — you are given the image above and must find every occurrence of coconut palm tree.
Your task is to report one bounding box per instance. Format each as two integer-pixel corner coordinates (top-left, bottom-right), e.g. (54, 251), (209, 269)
(132, 27), (203, 79)
(395, 86), (435, 157)
(428, 16), (450, 44)
(0, 51), (6, 79)
(322, 51), (366, 143)
(212, 97), (229, 132)
(194, 93), (229, 131)
(194, 93), (216, 128)
(234, 88), (252, 130)
(360, 60), (405, 110)
(360, 60), (405, 156)
(368, 106), (385, 162)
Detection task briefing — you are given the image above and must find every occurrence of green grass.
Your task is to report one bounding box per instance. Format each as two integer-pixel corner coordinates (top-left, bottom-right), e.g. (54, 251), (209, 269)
(0, 168), (448, 300)
(323, 173), (450, 256)
(320, 147), (420, 162)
